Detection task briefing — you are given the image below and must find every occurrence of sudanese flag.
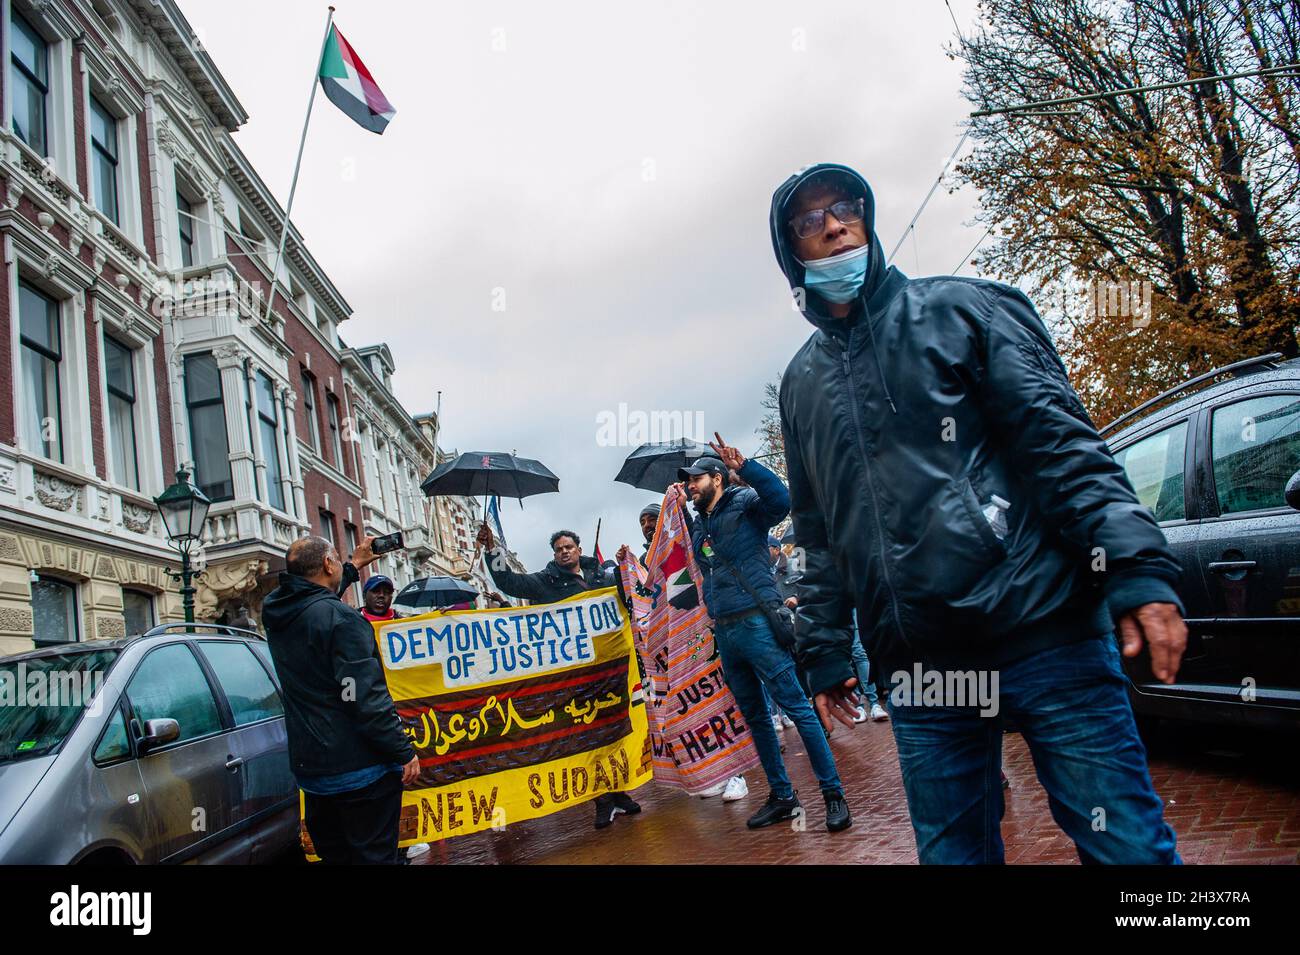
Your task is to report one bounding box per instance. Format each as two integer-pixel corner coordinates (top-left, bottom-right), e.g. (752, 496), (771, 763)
(318, 24), (396, 134)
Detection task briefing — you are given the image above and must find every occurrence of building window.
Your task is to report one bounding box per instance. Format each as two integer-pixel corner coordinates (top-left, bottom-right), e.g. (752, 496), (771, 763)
(18, 281), (62, 462)
(177, 189), (195, 268)
(122, 588), (153, 635)
(326, 394), (344, 470)
(89, 96), (119, 225)
(32, 575), (77, 646)
(104, 335), (138, 490)
(183, 353), (233, 501)
(319, 510), (336, 547)
(255, 371), (285, 512)
(10, 12), (48, 155)
(345, 522), (358, 560)
(300, 370), (321, 452)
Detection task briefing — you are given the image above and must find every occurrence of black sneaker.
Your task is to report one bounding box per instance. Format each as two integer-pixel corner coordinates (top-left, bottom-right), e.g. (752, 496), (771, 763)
(823, 790), (852, 832)
(612, 792), (642, 815)
(593, 795), (618, 830)
(746, 791), (801, 829)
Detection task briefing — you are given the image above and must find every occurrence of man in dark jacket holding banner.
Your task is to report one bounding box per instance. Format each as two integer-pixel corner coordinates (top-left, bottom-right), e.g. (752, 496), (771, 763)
(771, 162), (1183, 864)
(678, 435), (851, 832)
(476, 523), (641, 830)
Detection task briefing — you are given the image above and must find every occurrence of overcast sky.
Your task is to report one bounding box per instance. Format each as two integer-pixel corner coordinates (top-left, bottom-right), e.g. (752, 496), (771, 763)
(184, 0), (990, 571)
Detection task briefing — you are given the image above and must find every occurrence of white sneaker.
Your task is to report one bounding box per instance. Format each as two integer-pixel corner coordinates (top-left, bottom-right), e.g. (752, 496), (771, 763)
(771, 714), (786, 733)
(870, 703), (889, 722)
(407, 842), (431, 857)
(780, 715), (795, 728)
(721, 775), (748, 801)
(697, 781), (727, 798)
(853, 705), (868, 724)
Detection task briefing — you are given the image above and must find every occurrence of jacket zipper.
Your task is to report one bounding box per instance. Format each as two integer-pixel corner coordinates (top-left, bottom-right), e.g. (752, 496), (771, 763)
(840, 337), (908, 646)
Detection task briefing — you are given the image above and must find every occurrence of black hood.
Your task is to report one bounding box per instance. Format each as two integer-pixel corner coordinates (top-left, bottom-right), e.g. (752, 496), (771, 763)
(263, 572), (338, 632)
(769, 163), (902, 333)
(543, 555), (601, 579)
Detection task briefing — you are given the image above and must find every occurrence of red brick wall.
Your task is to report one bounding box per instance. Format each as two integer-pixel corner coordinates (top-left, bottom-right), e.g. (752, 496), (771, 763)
(153, 329), (175, 481)
(135, 103), (156, 262)
(302, 466), (361, 547)
(280, 301), (354, 484)
(72, 48), (87, 197)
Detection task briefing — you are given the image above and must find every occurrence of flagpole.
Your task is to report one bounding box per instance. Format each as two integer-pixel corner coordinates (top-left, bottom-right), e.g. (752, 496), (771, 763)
(262, 5), (336, 327)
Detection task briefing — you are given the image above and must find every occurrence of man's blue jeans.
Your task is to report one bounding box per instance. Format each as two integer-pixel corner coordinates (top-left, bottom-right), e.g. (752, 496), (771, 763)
(850, 636), (878, 707)
(886, 636), (1180, 865)
(713, 612), (844, 798)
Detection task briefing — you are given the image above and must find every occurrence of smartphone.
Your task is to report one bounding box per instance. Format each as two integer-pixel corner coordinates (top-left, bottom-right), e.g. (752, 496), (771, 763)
(371, 531), (405, 555)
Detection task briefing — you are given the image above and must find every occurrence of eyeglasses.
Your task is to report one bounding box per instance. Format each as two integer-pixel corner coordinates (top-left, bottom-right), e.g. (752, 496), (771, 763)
(788, 198), (865, 239)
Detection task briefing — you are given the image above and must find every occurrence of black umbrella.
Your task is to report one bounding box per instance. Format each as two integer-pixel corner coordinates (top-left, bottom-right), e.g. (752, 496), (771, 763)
(420, 451), (560, 501)
(614, 439), (712, 493)
(393, 576), (480, 610)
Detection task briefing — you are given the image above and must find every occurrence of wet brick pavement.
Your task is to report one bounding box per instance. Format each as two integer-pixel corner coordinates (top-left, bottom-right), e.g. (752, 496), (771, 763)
(413, 716), (1300, 865)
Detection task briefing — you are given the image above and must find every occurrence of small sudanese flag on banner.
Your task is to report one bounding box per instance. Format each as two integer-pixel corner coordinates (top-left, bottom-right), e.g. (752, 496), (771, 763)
(318, 23), (396, 134)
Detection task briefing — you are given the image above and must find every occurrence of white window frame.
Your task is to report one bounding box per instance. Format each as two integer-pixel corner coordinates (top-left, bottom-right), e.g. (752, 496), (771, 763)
(96, 309), (162, 496)
(4, 1), (78, 188)
(9, 259), (92, 476)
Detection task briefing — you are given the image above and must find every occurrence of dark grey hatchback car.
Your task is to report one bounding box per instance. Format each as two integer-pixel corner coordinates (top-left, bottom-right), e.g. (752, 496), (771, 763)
(1102, 353), (1300, 731)
(0, 624), (298, 864)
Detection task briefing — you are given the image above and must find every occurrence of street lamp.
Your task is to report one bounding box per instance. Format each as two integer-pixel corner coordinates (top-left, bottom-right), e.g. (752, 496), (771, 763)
(154, 467), (211, 624)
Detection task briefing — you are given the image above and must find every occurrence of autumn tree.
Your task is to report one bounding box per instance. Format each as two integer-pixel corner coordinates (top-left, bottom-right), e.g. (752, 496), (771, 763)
(956, 0), (1300, 424)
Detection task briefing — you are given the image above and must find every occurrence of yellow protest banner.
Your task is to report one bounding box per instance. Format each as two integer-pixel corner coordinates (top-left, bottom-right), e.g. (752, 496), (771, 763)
(356, 587), (649, 846)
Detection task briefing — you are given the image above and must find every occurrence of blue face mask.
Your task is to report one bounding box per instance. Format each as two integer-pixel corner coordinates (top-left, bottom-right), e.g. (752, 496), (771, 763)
(799, 244), (870, 304)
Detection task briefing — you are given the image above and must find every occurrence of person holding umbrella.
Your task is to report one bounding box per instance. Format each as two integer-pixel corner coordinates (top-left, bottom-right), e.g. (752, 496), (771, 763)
(475, 522), (643, 830)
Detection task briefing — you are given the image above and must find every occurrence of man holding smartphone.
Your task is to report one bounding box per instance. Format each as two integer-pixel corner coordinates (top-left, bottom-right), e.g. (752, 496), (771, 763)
(263, 535), (421, 864)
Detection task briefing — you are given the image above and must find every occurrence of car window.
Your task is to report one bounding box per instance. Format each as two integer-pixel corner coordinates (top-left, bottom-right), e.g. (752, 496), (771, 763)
(198, 642), (283, 726)
(248, 641), (276, 680)
(1112, 420), (1188, 522)
(125, 644), (222, 743)
(0, 649), (118, 763)
(1210, 393), (1300, 515)
(93, 707), (131, 764)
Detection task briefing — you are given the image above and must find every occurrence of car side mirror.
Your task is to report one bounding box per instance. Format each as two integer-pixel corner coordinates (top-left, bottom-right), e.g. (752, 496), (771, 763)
(138, 718), (180, 752)
(1286, 471), (1300, 511)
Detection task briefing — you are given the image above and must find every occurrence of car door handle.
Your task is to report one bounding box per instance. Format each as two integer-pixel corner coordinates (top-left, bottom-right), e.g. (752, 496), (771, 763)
(1208, 560), (1257, 573)
(225, 756), (245, 770)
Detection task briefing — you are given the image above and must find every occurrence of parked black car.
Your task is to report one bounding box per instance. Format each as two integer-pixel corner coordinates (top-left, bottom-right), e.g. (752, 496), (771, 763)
(1102, 353), (1300, 732)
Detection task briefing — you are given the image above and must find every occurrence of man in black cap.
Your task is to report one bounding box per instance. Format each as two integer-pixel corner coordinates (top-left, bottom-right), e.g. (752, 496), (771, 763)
(771, 162), (1182, 863)
(676, 435), (851, 832)
(616, 502), (660, 571)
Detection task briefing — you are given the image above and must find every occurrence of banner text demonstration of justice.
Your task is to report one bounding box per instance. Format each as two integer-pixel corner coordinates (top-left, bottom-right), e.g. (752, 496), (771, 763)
(379, 595), (627, 686)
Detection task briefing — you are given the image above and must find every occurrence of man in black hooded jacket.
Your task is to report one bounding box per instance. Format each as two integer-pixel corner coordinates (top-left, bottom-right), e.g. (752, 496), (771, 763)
(771, 163), (1185, 864)
(262, 536), (420, 865)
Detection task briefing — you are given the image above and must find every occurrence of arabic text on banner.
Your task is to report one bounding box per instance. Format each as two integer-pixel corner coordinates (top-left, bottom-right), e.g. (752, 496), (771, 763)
(300, 587), (650, 851)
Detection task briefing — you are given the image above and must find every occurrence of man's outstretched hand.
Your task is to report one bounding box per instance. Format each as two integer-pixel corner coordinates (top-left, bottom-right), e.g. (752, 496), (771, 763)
(476, 522), (495, 550)
(708, 432), (746, 472)
(1117, 602), (1186, 684)
(814, 677), (861, 735)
